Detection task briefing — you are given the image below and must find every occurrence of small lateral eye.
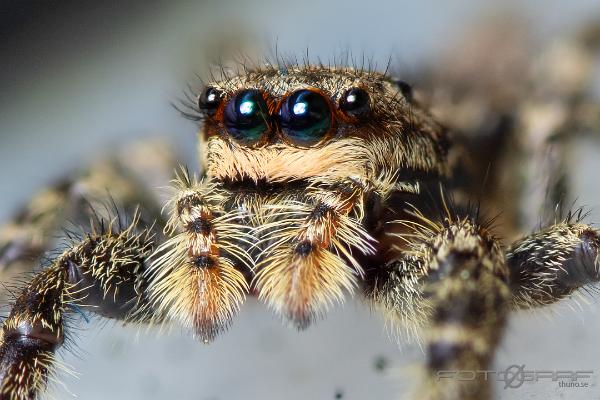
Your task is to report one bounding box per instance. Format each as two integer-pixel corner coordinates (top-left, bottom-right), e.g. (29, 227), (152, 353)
(279, 89), (332, 146)
(223, 89), (270, 145)
(394, 80), (414, 103)
(339, 88), (371, 119)
(198, 87), (222, 116)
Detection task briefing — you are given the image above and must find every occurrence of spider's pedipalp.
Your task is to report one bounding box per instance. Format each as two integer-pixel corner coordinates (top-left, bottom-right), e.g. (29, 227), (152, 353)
(145, 173), (253, 342)
(254, 177), (380, 328)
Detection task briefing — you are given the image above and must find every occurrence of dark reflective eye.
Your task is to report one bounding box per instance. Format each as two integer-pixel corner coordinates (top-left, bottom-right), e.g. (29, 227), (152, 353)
(340, 88), (370, 118)
(394, 80), (414, 103)
(198, 87), (222, 116)
(279, 89), (332, 146)
(223, 89), (270, 145)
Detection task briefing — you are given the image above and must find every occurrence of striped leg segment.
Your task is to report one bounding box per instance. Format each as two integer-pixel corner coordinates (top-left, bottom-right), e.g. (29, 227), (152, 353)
(419, 218), (510, 400)
(145, 173), (253, 342)
(507, 220), (600, 308)
(367, 215), (510, 400)
(0, 265), (69, 400)
(0, 217), (155, 400)
(255, 178), (380, 329)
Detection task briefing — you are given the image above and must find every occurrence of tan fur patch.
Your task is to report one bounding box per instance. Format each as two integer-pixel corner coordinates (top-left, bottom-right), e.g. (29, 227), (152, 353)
(203, 131), (447, 182)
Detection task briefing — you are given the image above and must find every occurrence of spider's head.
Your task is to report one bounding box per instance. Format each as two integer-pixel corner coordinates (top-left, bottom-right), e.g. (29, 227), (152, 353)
(195, 66), (449, 184)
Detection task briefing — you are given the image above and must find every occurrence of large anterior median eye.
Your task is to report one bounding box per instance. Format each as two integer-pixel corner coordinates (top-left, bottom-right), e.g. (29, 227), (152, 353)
(223, 89), (270, 145)
(279, 89), (332, 146)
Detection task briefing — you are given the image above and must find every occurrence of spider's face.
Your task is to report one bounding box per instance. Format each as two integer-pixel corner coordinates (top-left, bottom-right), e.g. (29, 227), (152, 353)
(197, 67), (449, 183)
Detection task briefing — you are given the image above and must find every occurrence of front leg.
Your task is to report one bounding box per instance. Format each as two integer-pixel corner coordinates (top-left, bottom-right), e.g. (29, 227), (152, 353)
(254, 176), (389, 328)
(366, 214), (510, 400)
(0, 215), (156, 400)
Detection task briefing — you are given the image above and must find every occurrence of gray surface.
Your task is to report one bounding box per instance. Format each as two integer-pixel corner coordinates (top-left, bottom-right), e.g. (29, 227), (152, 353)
(2, 1), (600, 399)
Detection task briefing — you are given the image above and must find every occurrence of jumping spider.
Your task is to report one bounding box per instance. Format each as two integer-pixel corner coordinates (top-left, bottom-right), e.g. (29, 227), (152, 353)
(1, 29), (600, 400)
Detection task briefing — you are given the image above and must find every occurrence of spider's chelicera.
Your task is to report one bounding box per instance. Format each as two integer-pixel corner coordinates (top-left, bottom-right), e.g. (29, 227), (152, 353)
(1, 62), (599, 400)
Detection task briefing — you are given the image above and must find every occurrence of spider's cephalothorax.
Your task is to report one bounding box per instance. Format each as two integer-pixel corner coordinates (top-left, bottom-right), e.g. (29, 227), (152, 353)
(1, 56), (600, 400)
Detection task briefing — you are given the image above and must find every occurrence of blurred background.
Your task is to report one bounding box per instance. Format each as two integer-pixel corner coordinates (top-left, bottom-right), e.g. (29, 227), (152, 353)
(1, 1), (600, 399)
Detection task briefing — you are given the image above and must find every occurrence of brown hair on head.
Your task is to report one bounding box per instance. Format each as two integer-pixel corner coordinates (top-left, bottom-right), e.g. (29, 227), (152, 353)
(196, 65), (450, 183)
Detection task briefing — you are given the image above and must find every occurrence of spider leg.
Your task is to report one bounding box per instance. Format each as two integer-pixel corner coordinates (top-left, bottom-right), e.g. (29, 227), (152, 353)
(254, 176), (390, 329)
(0, 167), (255, 398)
(0, 214), (157, 400)
(506, 220), (600, 309)
(0, 184), (70, 286)
(366, 216), (510, 400)
(0, 140), (174, 303)
(143, 172), (253, 342)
